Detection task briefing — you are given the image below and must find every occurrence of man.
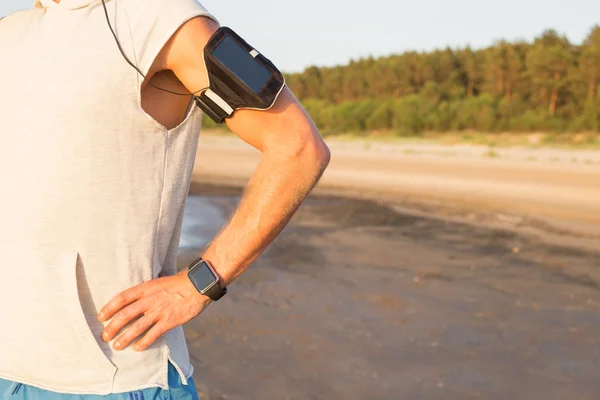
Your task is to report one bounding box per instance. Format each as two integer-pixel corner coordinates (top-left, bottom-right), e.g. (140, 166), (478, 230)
(0, 0), (330, 398)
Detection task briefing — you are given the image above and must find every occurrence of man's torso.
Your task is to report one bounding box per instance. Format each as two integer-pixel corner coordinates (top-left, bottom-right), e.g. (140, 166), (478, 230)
(0, 0), (214, 394)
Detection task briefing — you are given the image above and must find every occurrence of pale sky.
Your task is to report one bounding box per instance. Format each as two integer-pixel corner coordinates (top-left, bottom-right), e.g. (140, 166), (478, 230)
(1, 0), (599, 73)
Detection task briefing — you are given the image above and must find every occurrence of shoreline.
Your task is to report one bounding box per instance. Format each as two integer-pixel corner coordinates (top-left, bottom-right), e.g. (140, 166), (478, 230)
(190, 134), (600, 252)
(190, 180), (600, 255)
(200, 130), (600, 163)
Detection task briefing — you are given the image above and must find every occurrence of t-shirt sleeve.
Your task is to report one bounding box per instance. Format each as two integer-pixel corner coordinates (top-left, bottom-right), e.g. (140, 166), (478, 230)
(124, 0), (219, 76)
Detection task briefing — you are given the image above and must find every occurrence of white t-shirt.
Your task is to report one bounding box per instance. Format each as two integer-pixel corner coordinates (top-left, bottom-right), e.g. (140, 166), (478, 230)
(0, 0), (217, 394)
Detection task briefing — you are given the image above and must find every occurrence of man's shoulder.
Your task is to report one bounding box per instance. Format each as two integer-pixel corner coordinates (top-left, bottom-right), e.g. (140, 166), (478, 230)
(123, 0), (214, 16)
(122, 0), (218, 40)
(121, 0), (217, 73)
(160, 13), (219, 72)
(0, 8), (38, 34)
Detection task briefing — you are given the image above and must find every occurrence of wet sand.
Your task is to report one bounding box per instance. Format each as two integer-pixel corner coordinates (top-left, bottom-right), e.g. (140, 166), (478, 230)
(177, 182), (600, 400)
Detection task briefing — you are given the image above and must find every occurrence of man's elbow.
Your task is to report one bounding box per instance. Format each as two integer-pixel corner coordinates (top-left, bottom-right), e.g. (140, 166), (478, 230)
(291, 124), (331, 174)
(305, 131), (331, 171)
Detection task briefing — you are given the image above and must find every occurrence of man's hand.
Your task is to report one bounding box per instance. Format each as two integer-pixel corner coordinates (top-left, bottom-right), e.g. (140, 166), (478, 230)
(97, 270), (210, 352)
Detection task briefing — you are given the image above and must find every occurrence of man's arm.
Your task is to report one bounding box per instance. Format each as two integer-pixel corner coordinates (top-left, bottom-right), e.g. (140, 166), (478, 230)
(164, 17), (331, 286)
(97, 17), (330, 352)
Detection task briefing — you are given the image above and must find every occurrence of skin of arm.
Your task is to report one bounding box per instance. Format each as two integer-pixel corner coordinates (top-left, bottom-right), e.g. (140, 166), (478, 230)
(97, 17), (331, 352)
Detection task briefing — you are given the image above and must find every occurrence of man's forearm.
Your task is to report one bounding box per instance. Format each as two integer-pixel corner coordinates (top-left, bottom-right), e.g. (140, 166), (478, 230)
(99, 136), (329, 351)
(198, 135), (330, 287)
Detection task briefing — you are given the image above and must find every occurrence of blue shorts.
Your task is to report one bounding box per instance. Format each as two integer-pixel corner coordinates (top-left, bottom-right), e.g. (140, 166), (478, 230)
(0, 361), (198, 400)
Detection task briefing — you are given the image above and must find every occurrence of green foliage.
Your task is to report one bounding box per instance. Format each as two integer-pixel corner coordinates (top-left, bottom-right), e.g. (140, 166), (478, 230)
(283, 26), (600, 135)
(366, 101), (393, 130)
(510, 109), (548, 132)
(581, 97), (600, 130)
(391, 95), (430, 136)
(454, 95), (498, 131)
(201, 113), (220, 130)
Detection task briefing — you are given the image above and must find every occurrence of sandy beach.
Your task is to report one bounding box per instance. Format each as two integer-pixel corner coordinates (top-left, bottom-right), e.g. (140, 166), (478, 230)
(178, 134), (600, 399)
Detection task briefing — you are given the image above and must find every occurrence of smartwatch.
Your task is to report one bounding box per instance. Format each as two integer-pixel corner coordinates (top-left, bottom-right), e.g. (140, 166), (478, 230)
(187, 257), (228, 301)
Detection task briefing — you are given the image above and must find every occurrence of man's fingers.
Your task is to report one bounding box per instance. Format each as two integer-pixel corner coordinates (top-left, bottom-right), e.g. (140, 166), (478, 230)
(98, 286), (144, 322)
(112, 314), (157, 351)
(101, 298), (151, 342)
(133, 322), (168, 352)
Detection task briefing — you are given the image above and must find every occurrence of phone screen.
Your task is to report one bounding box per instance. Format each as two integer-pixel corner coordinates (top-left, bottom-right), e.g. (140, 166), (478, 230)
(212, 36), (272, 94)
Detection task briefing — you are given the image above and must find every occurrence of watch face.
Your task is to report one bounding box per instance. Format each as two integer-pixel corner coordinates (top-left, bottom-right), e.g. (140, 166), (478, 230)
(190, 261), (218, 294)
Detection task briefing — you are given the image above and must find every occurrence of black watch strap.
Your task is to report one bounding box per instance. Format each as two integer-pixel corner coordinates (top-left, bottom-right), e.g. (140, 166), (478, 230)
(205, 280), (228, 301)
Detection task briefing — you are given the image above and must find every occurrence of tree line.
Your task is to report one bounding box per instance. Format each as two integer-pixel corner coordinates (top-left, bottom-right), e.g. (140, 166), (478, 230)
(281, 27), (600, 136)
